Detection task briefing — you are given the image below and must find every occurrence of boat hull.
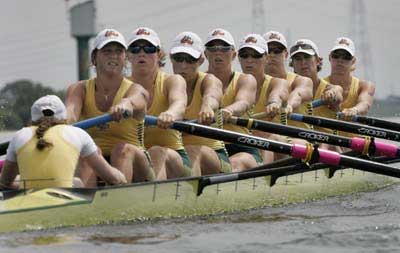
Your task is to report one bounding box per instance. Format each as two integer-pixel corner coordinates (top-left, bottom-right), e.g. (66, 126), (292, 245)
(0, 168), (397, 233)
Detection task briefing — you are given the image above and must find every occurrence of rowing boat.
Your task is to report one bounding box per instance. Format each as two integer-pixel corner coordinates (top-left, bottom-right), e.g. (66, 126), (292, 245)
(2, 113), (400, 233)
(0, 165), (398, 233)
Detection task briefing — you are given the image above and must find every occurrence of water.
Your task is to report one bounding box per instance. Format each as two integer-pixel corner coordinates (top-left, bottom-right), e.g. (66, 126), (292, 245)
(1, 182), (400, 252)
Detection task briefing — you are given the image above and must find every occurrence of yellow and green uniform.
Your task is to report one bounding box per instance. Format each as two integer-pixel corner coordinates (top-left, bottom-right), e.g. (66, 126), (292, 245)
(183, 71), (231, 173)
(319, 76), (361, 137)
(81, 77), (145, 156)
(17, 125), (79, 189)
(144, 71), (192, 175)
(285, 72), (313, 129)
(222, 71), (263, 164)
(251, 74), (273, 119)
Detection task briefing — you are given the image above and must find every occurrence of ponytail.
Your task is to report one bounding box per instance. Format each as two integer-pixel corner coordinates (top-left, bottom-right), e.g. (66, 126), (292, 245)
(32, 118), (67, 150)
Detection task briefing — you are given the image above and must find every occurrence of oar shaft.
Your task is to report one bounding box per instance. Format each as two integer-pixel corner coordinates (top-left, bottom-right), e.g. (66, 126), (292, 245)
(290, 113), (400, 141)
(339, 113), (400, 132)
(145, 116), (400, 173)
(231, 117), (400, 158)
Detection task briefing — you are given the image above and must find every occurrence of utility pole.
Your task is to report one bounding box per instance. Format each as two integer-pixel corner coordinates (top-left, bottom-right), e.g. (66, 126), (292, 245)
(252, 0), (265, 34)
(350, 0), (374, 82)
(69, 0), (96, 80)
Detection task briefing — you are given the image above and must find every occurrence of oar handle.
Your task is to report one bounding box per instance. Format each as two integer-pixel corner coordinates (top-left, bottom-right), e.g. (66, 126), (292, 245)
(73, 114), (113, 129)
(337, 112), (358, 122)
(311, 98), (323, 108)
(251, 99), (323, 119)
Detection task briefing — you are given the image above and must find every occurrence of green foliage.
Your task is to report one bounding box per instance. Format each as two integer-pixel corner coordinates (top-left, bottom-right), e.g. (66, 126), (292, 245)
(0, 80), (65, 129)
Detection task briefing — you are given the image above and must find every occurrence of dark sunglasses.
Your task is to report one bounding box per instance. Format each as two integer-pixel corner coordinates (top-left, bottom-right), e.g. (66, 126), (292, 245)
(129, 45), (158, 54)
(289, 44), (314, 55)
(206, 45), (233, 52)
(171, 54), (199, 64)
(292, 54), (313, 61)
(238, 51), (263, 59)
(331, 51), (353, 61)
(268, 47), (285, 54)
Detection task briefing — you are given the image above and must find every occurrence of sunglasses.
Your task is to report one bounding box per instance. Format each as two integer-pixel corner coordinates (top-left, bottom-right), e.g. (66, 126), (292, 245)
(292, 54), (313, 61)
(289, 44), (314, 55)
(331, 51), (353, 61)
(129, 45), (158, 54)
(238, 51), (263, 59)
(268, 47), (285, 54)
(206, 45), (233, 52)
(171, 54), (199, 64)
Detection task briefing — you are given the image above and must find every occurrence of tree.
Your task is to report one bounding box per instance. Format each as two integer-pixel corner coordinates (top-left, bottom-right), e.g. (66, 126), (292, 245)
(0, 80), (65, 129)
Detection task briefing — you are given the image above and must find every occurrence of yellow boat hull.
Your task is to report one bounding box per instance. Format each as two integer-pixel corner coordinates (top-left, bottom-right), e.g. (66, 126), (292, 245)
(0, 168), (397, 233)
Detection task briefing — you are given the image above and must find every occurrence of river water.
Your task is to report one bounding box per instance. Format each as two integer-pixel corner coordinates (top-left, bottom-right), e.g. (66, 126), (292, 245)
(1, 132), (400, 252)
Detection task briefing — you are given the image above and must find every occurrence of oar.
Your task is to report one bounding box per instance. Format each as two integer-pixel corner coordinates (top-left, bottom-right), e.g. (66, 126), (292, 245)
(145, 115), (400, 180)
(0, 113), (118, 171)
(287, 113), (400, 142)
(228, 116), (400, 158)
(338, 113), (400, 132)
(197, 151), (400, 195)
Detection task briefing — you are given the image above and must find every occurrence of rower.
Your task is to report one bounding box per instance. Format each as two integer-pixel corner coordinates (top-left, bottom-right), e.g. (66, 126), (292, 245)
(263, 31), (313, 130)
(65, 29), (155, 187)
(126, 27), (191, 179)
(323, 37), (375, 137)
(289, 39), (343, 151)
(237, 34), (289, 164)
(0, 95), (126, 190)
(169, 31), (231, 175)
(205, 28), (261, 172)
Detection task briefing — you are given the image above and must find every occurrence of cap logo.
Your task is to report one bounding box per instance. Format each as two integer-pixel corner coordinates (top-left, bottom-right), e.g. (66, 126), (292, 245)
(269, 33), (281, 40)
(180, 35), (194, 45)
(212, 30), (225, 36)
(136, 28), (150, 36)
(245, 36), (257, 44)
(339, 38), (350, 46)
(104, 30), (120, 38)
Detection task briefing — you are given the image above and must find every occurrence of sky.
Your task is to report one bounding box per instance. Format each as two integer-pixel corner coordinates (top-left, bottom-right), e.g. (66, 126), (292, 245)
(1, 0), (399, 98)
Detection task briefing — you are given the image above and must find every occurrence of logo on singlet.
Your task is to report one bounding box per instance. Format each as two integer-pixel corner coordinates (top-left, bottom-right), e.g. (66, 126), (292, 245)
(180, 35), (194, 45)
(212, 29), (225, 36)
(136, 28), (150, 36)
(245, 36), (257, 44)
(104, 30), (120, 38)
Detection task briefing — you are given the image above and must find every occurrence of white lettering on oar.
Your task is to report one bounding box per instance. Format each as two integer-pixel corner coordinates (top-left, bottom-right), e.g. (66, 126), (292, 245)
(237, 137), (270, 148)
(298, 132), (329, 142)
(358, 128), (387, 138)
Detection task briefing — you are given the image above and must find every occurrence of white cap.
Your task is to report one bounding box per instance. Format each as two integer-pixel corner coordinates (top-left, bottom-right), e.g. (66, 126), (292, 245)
(31, 95), (67, 122)
(92, 29), (127, 52)
(170, 32), (203, 59)
(238, 34), (268, 54)
(205, 28), (235, 47)
(127, 27), (161, 48)
(330, 37), (355, 56)
(290, 39), (320, 58)
(263, 31), (288, 49)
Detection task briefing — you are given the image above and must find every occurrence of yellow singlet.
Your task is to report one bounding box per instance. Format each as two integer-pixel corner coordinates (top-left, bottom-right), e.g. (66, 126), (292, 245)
(17, 125), (79, 189)
(81, 78), (144, 156)
(251, 74), (273, 118)
(144, 71), (185, 150)
(183, 72), (225, 150)
(322, 76), (360, 137)
(221, 72), (251, 135)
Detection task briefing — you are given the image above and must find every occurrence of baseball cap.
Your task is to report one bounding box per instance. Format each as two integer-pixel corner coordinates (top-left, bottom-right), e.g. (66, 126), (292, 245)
(127, 27), (161, 48)
(170, 32), (203, 59)
(205, 28), (235, 47)
(330, 37), (355, 56)
(290, 39), (320, 58)
(263, 31), (288, 49)
(238, 34), (268, 54)
(31, 95), (67, 122)
(92, 29), (127, 52)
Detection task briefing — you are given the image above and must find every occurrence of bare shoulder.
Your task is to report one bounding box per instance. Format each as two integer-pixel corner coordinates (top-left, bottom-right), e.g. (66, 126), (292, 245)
(271, 76), (288, 87)
(359, 78), (375, 88)
(66, 80), (86, 98)
(294, 75), (312, 84)
(165, 73), (186, 87)
(238, 73), (256, 86)
(203, 73), (222, 86)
